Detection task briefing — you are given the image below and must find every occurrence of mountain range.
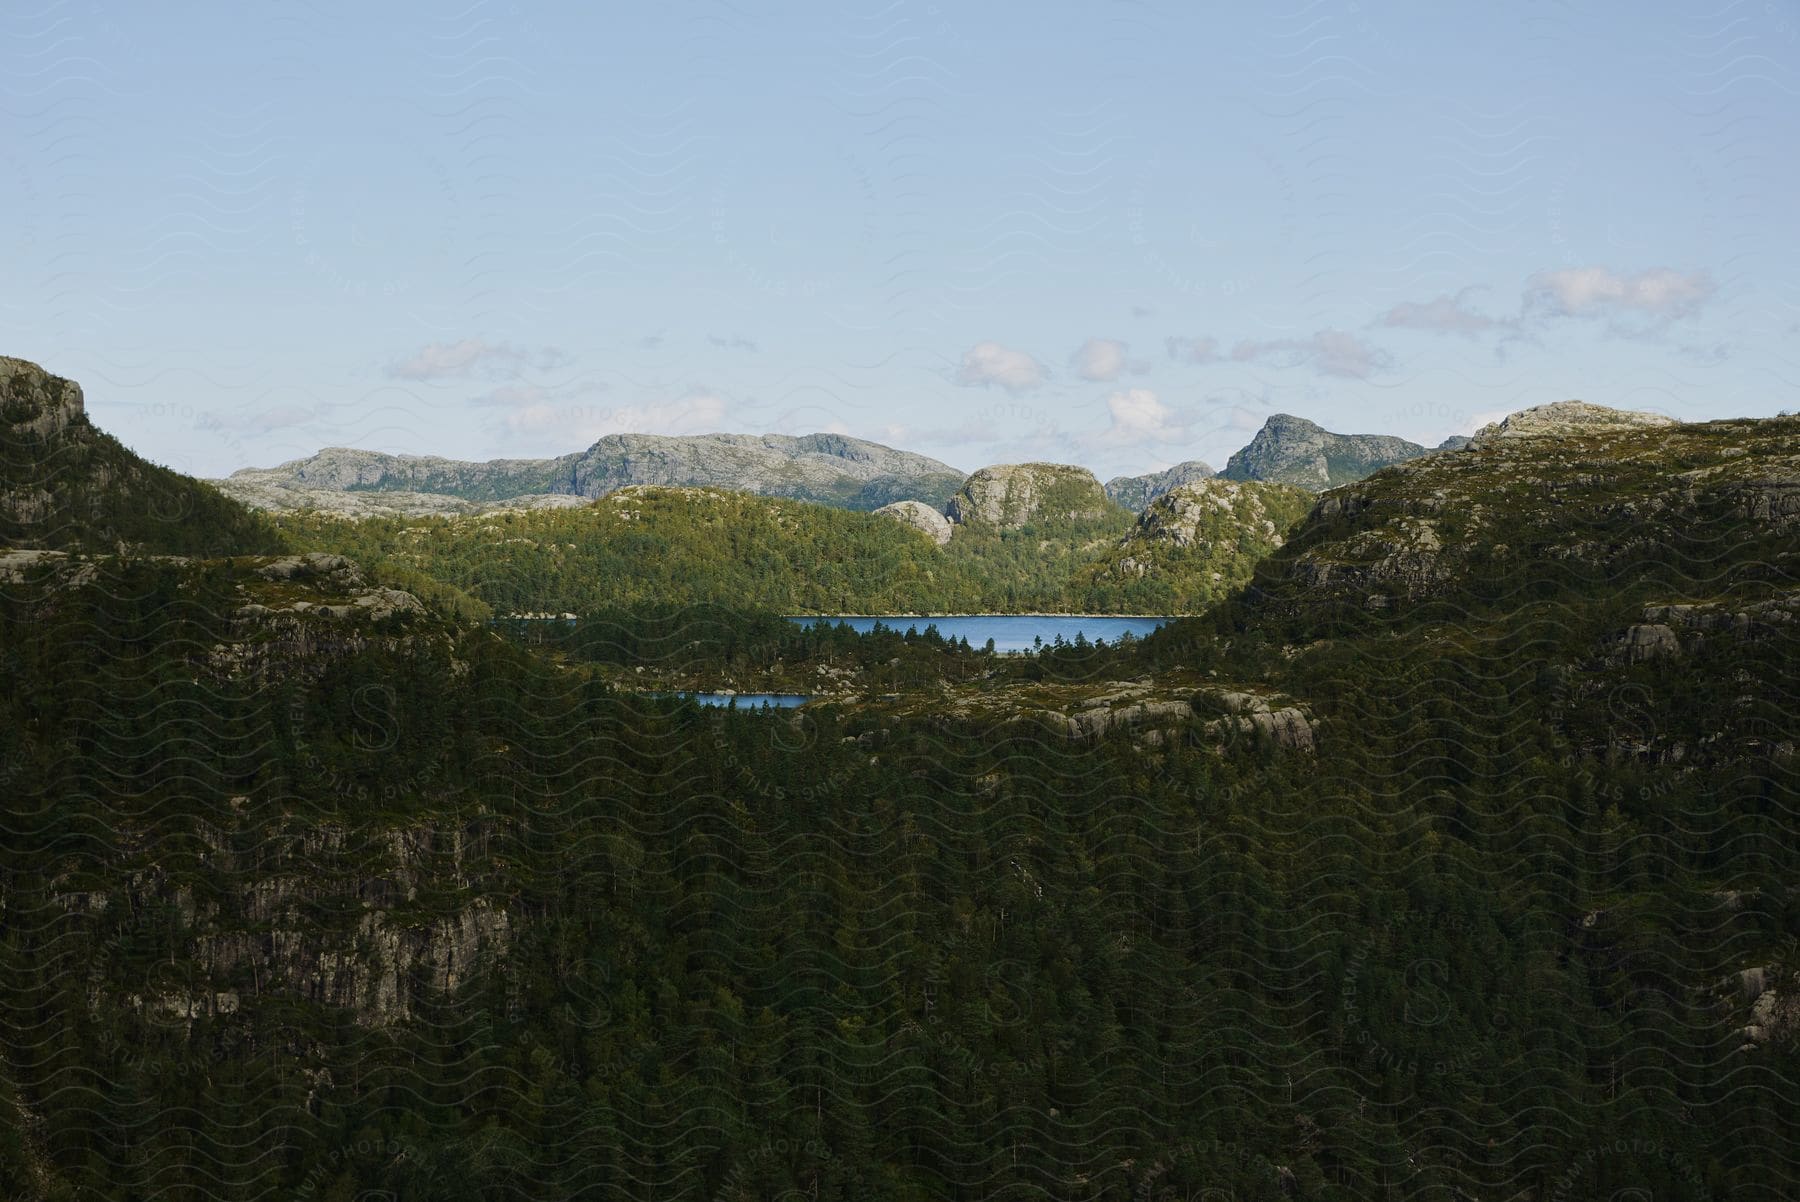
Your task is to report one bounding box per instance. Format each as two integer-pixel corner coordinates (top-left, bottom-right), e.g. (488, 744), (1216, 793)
(217, 434), (967, 516)
(214, 411), (1490, 518)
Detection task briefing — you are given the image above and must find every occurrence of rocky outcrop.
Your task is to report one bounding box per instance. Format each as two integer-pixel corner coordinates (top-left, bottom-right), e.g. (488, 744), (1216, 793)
(1730, 965), (1800, 1050)
(64, 821), (514, 1029)
(1467, 400), (1676, 447)
(1077, 480), (1312, 608)
(1010, 684), (1316, 752)
(208, 559), (435, 681)
(213, 480), (589, 518)
(1219, 414), (1434, 490)
(1255, 413), (1800, 620)
(1604, 591), (1798, 665)
(1131, 480), (1291, 549)
(874, 499), (954, 546)
(1204, 691), (1317, 753)
(1104, 460), (1214, 511)
(0, 354), (86, 440)
(1, 355), (282, 556)
(945, 463), (1115, 530)
(218, 432), (966, 515)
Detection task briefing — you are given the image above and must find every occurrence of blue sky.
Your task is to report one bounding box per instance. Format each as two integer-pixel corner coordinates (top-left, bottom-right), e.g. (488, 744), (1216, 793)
(4, 2), (1796, 480)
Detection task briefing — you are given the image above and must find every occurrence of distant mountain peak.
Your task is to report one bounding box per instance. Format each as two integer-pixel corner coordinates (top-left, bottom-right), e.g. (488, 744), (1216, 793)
(1218, 413), (1436, 490)
(1104, 460), (1215, 512)
(219, 431), (966, 516)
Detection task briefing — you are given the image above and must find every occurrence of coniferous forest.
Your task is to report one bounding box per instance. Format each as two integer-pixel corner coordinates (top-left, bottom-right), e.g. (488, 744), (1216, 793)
(2, 350), (1796, 1199)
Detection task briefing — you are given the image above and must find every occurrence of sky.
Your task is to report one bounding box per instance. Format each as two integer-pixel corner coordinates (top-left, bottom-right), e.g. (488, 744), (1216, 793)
(3, 1), (1797, 481)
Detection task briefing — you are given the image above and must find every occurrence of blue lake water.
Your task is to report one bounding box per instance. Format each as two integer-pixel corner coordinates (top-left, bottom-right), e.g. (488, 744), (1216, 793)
(684, 692), (812, 709)
(788, 615), (1169, 654)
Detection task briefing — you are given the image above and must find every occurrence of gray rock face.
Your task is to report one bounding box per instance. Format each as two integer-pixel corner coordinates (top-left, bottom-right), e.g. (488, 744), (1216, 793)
(1218, 414), (1432, 489)
(1104, 460), (1215, 511)
(68, 822), (514, 1029)
(0, 355), (86, 440)
(945, 463), (1114, 530)
(1731, 966), (1800, 1049)
(215, 480), (589, 518)
(1205, 690), (1317, 753)
(874, 499), (954, 546)
(218, 432), (966, 514)
(1132, 480), (1284, 549)
(1467, 400), (1676, 447)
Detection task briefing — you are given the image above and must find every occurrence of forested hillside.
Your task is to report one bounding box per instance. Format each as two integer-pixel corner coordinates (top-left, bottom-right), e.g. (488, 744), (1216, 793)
(275, 482), (1265, 615)
(0, 356), (282, 556)
(1, 366), (1796, 1200)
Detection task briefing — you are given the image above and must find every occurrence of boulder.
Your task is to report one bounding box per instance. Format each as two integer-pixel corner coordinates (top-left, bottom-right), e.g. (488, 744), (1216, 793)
(874, 499), (954, 546)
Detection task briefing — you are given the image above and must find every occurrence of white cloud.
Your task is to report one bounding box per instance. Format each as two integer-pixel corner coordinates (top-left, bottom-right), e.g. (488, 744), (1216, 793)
(1231, 329), (1393, 379)
(388, 337), (566, 381)
(1527, 266), (1715, 321)
(1379, 290), (1503, 337)
(1165, 335), (1221, 363)
(955, 341), (1046, 393)
(1071, 337), (1128, 382)
(1088, 387), (1192, 447)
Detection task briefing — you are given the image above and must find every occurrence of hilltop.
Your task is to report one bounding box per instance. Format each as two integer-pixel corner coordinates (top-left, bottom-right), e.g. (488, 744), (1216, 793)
(1217, 412), (1457, 489)
(217, 432), (967, 514)
(0, 356), (282, 556)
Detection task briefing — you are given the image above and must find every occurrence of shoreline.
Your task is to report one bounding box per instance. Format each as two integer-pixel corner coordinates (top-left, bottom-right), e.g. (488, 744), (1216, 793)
(785, 612), (1186, 620)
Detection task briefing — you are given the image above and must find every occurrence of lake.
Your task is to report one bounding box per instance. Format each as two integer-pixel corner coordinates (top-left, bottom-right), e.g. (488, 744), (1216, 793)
(788, 615), (1170, 654)
(684, 692), (811, 709)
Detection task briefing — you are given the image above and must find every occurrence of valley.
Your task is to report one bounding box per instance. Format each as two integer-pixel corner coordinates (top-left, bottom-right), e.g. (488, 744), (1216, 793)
(2, 354), (1795, 1200)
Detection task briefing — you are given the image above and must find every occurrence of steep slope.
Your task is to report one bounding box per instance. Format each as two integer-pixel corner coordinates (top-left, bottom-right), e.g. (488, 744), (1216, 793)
(1073, 478), (1312, 612)
(1239, 409), (1798, 627)
(1160, 402), (1800, 776)
(1218, 413), (1432, 489)
(1103, 459), (1214, 511)
(0, 356), (282, 555)
(218, 431), (967, 514)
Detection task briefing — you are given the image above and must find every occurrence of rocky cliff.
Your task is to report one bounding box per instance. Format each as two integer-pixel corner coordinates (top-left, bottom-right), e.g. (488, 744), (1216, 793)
(1218, 414), (1434, 489)
(1, 356), (282, 555)
(1103, 460), (1215, 511)
(219, 432), (966, 515)
(1074, 479), (1312, 611)
(944, 462), (1122, 531)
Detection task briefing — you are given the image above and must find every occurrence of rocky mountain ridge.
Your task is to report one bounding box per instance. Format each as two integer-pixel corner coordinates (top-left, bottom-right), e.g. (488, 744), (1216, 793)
(218, 432), (967, 514)
(1103, 460), (1215, 511)
(1217, 413), (1449, 489)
